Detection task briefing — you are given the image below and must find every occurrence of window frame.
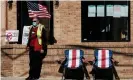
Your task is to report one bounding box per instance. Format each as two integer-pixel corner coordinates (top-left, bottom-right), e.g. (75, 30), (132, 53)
(81, 1), (130, 42)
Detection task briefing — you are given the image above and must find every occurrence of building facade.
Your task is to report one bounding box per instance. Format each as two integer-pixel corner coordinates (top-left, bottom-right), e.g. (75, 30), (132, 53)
(1, 1), (133, 79)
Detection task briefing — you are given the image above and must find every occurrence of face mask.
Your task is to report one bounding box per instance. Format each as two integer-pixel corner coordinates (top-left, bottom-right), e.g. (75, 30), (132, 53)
(32, 22), (37, 26)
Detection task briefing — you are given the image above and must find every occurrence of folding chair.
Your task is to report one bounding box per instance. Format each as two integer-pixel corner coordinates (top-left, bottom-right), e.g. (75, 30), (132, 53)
(90, 49), (119, 80)
(58, 49), (90, 80)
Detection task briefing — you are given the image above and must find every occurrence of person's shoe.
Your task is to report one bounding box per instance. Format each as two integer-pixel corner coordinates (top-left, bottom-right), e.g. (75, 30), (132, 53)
(25, 77), (33, 80)
(32, 78), (39, 80)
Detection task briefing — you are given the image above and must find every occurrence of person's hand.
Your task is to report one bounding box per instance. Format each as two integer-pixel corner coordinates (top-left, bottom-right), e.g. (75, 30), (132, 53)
(115, 76), (120, 80)
(86, 76), (90, 80)
(83, 58), (89, 63)
(40, 49), (44, 53)
(26, 46), (29, 51)
(56, 59), (62, 64)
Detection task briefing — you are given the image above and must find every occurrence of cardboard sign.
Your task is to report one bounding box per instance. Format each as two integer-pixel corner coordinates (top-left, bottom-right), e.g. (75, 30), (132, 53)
(5, 30), (19, 42)
(22, 26), (31, 45)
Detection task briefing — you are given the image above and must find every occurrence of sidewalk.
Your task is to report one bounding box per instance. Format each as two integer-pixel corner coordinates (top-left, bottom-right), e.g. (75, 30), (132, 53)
(1, 77), (94, 80)
(1, 76), (61, 80)
(1, 77), (133, 80)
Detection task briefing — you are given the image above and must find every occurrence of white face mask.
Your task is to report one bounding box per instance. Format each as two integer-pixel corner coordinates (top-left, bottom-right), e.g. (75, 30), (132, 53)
(32, 22), (37, 26)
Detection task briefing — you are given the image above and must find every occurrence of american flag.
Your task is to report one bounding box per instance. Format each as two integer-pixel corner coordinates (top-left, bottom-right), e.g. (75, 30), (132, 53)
(27, 1), (51, 18)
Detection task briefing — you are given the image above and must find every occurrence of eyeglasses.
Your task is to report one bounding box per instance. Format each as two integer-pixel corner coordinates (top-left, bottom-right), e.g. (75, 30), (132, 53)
(33, 21), (37, 22)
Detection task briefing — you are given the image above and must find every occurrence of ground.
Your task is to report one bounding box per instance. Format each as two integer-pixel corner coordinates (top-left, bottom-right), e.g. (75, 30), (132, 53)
(1, 76), (61, 80)
(1, 77), (133, 80)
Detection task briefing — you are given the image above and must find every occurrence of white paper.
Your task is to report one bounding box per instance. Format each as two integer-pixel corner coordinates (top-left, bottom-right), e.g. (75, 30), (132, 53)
(88, 13), (96, 17)
(113, 5), (121, 18)
(22, 26), (31, 45)
(5, 30), (19, 42)
(88, 5), (96, 17)
(97, 5), (104, 17)
(121, 5), (128, 17)
(106, 5), (113, 16)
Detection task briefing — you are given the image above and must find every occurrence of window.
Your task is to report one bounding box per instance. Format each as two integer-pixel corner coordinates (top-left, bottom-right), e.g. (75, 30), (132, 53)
(17, 1), (54, 44)
(81, 1), (130, 42)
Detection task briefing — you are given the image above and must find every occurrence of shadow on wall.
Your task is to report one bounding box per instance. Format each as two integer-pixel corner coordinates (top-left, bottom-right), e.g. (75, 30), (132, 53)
(1, 44), (133, 61)
(67, 45), (133, 57)
(1, 45), (133, 77)
(8, 0), (13, 10)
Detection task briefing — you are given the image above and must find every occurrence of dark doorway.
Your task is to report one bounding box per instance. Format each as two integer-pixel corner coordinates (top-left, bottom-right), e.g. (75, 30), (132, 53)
(17, 1), (54, 44)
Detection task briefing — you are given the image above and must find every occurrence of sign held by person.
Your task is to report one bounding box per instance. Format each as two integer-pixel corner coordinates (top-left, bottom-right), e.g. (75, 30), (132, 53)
(22, 26), (31, 45)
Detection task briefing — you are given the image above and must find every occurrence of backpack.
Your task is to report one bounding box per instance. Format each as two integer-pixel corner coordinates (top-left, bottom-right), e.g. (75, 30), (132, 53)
(64, 49), (84, 69)
(94, 49), (113, 69)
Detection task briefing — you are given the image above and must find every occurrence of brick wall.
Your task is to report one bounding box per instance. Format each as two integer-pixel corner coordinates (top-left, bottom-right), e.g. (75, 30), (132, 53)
(54, 1), (133, 46)
(1, 1), (6, 46)
(7, 1), (17, 30)
(1, 1), (133, 79)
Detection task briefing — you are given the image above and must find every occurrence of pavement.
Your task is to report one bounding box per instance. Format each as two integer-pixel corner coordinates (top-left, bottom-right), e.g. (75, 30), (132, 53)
(1, 77), (93, 80)
(1, 77), (133, 80)
(1, 76), (61, 80)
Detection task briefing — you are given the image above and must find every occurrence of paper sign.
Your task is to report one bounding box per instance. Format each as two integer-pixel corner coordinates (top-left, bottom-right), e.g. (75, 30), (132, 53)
(106, 5), (113, 16)
(22, 26), (31, 45)
(121, 5), (128, 17)
(88, 5), (96, 17)
(5, 30), (19, 42)
(97, 5), (104, 17)
(113, 5), (121, 18)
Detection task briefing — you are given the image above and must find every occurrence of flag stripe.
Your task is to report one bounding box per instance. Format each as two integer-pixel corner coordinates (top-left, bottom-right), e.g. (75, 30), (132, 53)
(95, 50), (98, 67)
(106, 50), (109, 68)
(68, 50), (72, 68)
(71, 50), (76, 68)
(98, 50), (102, 68)
(101, 50), (106, 68)
(76, 50), (80, 68)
